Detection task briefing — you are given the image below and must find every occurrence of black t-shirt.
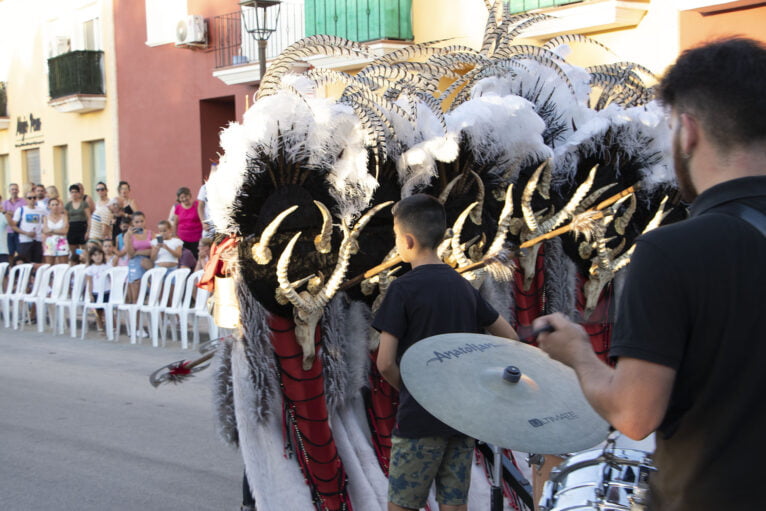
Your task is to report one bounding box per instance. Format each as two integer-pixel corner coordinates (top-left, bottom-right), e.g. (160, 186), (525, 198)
(372, 264), (499, 437)
(610, 176), (766, 511)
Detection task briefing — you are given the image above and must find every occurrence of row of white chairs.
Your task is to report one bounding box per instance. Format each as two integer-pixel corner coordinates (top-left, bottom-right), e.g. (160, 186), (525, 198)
(0, 262), (218, 349)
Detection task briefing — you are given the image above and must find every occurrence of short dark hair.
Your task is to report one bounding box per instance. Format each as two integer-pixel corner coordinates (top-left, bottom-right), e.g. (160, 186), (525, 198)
(176, 187), (191, 197)
(118, 180), (130, 190)
(392, 194), (446, 249)
(658, 37), (766, 150)
(68, 184), (80, 193)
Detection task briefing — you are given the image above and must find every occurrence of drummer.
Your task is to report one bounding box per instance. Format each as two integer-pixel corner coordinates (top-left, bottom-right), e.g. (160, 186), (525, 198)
(534, 38), (766, 511)
(373, 194), (518, 511)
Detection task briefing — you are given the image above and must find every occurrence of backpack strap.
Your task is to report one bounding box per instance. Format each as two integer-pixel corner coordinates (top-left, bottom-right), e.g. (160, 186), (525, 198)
(712, 202), (766, 238)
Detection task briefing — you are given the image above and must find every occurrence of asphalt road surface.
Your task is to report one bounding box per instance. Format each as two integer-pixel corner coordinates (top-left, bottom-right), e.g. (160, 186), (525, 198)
(0, 327), (243, 511)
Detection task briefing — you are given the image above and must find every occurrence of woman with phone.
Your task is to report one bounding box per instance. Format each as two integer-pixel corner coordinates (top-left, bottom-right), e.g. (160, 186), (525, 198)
(150, 220), (183, 275)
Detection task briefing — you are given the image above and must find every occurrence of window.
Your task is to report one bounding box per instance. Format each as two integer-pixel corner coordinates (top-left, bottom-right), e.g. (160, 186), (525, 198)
(145, 0), (187, 46)
(53, 145), (69, 194)
(85, 139), (105, 189)
(23, 148), (41, 185)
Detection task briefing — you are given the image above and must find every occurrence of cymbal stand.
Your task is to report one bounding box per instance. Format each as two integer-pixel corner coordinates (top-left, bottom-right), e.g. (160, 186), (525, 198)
(492, 444), (503, 511)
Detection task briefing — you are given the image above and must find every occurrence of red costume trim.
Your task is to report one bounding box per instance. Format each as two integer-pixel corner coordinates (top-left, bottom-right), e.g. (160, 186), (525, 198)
(269, 315), (353, 511)
(365, 350), (399, 475)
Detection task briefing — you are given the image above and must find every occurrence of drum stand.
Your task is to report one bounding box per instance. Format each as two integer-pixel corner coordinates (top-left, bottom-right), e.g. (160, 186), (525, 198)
(479, 443), (534, 511)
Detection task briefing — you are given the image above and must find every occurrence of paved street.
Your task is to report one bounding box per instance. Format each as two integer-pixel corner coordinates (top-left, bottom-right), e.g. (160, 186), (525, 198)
(0, 327), (243, 511)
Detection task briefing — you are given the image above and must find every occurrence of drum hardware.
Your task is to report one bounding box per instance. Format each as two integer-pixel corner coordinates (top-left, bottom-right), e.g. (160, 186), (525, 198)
(476, 442), (534, 511)
(539, 445), (656, 511)
(527, 453), (546, 469)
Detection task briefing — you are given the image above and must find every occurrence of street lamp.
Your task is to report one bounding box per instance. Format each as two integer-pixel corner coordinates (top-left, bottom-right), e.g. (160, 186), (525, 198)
(239, 0), (282, 80)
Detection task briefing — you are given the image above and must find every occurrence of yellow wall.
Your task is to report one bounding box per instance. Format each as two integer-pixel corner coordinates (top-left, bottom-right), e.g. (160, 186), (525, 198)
(0, 0), (119, 197)
(680, 4), (766, 50)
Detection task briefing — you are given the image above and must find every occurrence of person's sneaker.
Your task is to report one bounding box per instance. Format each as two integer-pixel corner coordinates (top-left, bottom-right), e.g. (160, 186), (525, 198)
(137, 329), (149, 338)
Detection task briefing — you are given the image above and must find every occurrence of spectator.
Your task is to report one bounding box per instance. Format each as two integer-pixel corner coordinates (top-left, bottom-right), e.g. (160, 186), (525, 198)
(46, 185), (60, 203)
(102, 239), (118, 267)
(65, 184), (91, 253)
(11, 190), (46, 264)
(151, 220), (183, 276)
(84, 245), (111, 333)
(178, 247), (196, 271)
(35, 184), (48, 209)
(88, 197), (121, 245)
(117, 180), (139, 222)
(93, 181), (109, 210)
(168, 186), (203, 258)
(114, 220), (130, 267)
(125, 211), (152, 304)
(197, 162), (217, 238)
(42, 197), (70, 265)
(194, 237), (212, 272)
(76, 182), (96, 213)
(0, 194), (9, 264)
(3, 183), (25, 257)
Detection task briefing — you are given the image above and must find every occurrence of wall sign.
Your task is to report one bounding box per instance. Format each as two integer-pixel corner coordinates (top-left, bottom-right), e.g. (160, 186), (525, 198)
(15, 113), (44, 147)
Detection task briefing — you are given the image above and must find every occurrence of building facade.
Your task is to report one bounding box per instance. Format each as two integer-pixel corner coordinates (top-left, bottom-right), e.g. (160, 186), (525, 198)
(0, 0), (118, 199)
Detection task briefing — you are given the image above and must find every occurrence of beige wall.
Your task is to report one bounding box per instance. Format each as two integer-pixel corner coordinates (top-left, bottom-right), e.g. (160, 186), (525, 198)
(0, 0), (119, 198)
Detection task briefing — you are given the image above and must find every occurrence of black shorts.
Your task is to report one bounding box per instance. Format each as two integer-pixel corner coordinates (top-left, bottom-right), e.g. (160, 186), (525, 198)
(67, 221), (88, 246)
(18, 241), (43, 263)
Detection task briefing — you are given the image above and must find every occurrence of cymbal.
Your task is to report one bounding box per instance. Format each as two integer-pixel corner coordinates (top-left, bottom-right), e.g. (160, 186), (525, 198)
(400, 333), (610, 454)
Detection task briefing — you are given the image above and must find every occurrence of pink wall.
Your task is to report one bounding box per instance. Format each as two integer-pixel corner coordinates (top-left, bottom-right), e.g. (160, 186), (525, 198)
(113, 0), (254, 226)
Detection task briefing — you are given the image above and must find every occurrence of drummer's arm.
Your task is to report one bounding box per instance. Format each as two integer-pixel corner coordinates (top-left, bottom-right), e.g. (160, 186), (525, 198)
(485, 315), (519, 340)
(377, 331), (401, 390)
(535, 313), (675, 440)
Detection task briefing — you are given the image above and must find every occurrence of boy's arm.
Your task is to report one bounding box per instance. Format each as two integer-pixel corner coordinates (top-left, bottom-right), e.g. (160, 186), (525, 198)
(377, 331), (401, 391)
(486, 315), (519, 340)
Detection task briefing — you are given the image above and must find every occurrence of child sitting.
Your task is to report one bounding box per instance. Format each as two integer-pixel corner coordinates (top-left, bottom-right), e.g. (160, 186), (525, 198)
(372, 194), (518, 511)
(84, 245), (111, 333)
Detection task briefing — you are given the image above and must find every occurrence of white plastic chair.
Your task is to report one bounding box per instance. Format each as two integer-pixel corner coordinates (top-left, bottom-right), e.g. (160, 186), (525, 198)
(1, 264), (34, 328)
(191, 286), (218, 348)
(116, 268), (166, 344)
(81, 266), (129, 341)
(50, 265), (85, 335)
(163, 269), (202, 349)
(57, 265), (89, 338)
(21, 264), (68, 332)
(10, 264), (50, 329)
(0, 262), (9, 289)
(141, 268), (189, 348)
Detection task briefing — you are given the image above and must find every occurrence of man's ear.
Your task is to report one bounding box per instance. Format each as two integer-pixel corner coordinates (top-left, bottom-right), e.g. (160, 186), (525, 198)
(679, 112), (699, 157)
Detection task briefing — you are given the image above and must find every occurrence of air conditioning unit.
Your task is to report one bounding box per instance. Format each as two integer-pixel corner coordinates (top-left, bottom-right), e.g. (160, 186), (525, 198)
(175, 15), (206, 46)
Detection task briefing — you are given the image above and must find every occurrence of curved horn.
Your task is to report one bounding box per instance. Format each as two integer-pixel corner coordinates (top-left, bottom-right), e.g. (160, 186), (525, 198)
(539, 158), (553, 200)
(313, 200), (333, 254)
(538, 164), (598, 233)
(313, 201), (394, 308)
(576, 183), (617, 214)
(438, 174), (463, 204)
(469, 171), (485, 225)
(451, 202), (478, 268)
(487, 184), (514, 256)
(521, 161), (547, 232)
(611, 196), (668, 273)
(614, 194), (637, 235)
(275, 232), (313, 311)
(275, 274), (316, 305)
(252, 205), (299, 265)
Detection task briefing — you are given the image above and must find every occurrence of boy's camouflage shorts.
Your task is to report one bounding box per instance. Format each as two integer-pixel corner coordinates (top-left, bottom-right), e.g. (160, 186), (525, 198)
(388, 434), (475, 509)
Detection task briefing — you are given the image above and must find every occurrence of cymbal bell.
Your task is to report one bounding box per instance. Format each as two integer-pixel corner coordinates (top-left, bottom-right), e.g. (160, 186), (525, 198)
(400, 333), (609, 454)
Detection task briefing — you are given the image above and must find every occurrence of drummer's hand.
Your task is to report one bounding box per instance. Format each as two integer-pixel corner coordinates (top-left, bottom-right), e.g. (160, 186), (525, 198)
(533, 313), (591, 368)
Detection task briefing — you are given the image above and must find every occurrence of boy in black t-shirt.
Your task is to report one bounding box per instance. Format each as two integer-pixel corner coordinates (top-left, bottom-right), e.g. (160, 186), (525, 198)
(373, 194), (518, 511)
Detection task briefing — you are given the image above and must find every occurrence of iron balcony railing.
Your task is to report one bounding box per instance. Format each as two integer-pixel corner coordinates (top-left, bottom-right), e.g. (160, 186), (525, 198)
(0, 82), (7, 117)
(305, 0), (412, 42)
(213, 1), (304, 69)
(507, 0), (582, 14)
(48, 50), (104, 99)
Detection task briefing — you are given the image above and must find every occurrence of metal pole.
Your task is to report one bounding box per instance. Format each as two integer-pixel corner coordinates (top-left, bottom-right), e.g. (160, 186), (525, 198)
(258, 39), (267, 81)
(492, 444), (503, 511)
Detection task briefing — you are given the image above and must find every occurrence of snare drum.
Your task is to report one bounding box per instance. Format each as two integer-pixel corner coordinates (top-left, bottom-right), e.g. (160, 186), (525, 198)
(539, 448), (655, 511)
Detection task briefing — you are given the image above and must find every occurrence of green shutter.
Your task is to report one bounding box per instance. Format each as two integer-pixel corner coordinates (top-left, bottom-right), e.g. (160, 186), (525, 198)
(304, 0), (412, 41)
